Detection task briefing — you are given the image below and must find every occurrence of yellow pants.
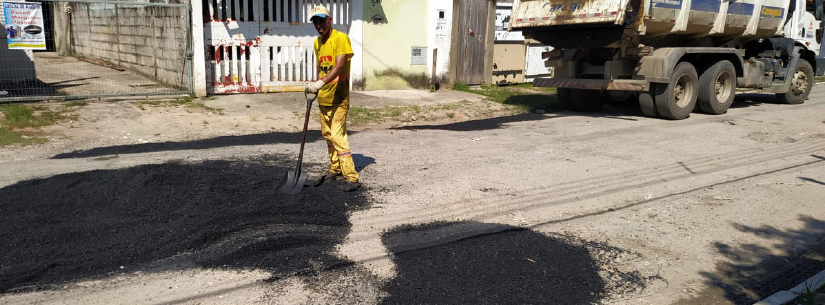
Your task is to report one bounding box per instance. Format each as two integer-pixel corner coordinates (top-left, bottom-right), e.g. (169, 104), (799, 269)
(319, 103), (359, 182)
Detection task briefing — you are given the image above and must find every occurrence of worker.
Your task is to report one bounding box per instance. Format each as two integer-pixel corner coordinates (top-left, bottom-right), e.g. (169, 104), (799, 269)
(305, 5), (360, 192)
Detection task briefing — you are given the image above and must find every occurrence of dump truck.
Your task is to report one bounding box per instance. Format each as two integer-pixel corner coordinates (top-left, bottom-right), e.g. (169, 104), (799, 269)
(509, 0), (825, 119)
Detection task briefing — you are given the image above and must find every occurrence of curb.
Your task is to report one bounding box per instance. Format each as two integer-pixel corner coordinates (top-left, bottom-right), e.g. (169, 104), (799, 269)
(754, 269), (825, 305)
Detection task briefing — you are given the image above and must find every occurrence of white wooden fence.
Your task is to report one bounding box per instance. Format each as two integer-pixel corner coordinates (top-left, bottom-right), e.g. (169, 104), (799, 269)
(203, 0), (351, 94)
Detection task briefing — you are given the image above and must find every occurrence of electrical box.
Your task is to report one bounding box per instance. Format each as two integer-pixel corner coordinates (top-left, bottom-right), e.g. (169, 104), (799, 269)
(411, 47), (426, 65)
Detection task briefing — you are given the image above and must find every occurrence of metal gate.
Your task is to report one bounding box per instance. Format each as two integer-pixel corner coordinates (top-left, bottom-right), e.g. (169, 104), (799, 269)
(0, 0), (192, 102)
(203, 0), (351, 94)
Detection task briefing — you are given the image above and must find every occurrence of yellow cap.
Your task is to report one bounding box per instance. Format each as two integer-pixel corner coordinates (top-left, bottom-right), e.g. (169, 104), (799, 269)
(310, 6), (330, 20)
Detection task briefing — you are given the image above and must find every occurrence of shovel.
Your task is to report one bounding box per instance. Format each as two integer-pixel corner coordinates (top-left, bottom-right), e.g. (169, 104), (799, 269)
(277, 90), (317, 194)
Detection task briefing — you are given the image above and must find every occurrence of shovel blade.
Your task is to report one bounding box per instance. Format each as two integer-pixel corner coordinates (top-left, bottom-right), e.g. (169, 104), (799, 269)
(278, 170), (308, 194)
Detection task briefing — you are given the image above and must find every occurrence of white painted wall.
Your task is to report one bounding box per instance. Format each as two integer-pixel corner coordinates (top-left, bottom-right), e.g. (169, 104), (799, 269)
(191, 0), (207, 97)
(349, 0), (363, 90)
(426, 0), (452, 81)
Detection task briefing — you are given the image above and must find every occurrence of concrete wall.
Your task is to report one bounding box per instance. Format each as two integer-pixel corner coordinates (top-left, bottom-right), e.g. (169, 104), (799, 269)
(361, 0), (433, 90)
(68, 2), (188, 89)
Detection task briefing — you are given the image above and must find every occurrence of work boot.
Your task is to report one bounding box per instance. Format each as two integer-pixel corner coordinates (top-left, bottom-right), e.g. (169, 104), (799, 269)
(341, 181), (361, 192)
(314, 172), (342, 187)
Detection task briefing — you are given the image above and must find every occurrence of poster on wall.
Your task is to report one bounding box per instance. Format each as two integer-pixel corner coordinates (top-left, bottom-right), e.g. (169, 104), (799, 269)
(3, 1), (46, 50)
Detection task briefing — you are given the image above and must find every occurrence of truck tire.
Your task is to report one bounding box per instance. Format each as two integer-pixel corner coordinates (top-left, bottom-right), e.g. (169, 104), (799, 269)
(776, 60), (813, 105)
(571, 89), (605, 112)
(655, 62), (699, 120)
(639, 86), (659, 117)
(556, 88), (575, 110)
(698, 60), (736, 114)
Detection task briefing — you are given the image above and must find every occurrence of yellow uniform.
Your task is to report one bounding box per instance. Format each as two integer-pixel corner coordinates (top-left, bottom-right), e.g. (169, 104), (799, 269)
(314, 29), (358, 182)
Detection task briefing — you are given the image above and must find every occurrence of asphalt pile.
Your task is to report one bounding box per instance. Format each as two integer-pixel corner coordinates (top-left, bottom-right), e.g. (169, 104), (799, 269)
(0, 156), (368, 293)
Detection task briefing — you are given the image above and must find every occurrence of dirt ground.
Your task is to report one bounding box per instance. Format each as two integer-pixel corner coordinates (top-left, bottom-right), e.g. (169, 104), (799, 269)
(1, 87), (825, 304)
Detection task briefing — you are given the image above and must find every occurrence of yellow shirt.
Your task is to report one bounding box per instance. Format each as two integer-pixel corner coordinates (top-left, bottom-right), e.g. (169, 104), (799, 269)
(314, 29), (353, 106)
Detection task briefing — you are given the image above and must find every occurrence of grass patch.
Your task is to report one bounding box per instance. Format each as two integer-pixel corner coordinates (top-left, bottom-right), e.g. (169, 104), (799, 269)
(815, 75), (825, 83)
(136, 97), (224, 115)
(2, 104), (65, 128)
(0, 103), (78, 147)
(452, 82), (560, 112)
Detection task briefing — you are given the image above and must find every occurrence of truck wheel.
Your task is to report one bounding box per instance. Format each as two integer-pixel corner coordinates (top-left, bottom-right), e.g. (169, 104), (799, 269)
(556, 88), (575, 110)
(776, 60), (813, 105)
(639, 85), (659, 117)
(698, 60), (736, 114)
(655, 62), (699, 120)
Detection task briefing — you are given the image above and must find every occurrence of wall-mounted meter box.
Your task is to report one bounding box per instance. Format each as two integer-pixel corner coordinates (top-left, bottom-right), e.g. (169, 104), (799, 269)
(411, 47), (426, 65)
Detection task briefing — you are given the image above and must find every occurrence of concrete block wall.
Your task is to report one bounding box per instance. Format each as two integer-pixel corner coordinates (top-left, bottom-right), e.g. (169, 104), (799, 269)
(68, 3), (188, 89)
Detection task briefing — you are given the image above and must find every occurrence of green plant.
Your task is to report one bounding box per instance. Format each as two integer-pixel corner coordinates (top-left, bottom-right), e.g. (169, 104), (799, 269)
(446, 112), (455, 119)
(0, 127), (46, 146)
(1, 104), (64, 128)
(797, 278), (824, 305)
(452, 82), (470, 91)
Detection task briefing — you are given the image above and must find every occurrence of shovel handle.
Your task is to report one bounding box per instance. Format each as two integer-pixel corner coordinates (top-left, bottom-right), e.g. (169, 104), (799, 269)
(295, 90), (318, 174)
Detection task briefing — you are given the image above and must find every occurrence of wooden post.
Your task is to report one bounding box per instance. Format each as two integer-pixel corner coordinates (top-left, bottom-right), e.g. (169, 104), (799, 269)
(431, 48), (438, 90)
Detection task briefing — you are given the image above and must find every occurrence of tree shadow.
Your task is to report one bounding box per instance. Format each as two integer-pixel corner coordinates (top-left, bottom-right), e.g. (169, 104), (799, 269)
(50, 131), (354, 159)
(379, 221), (646, 304)
(0, 156), (371, 293)
(392, 113), (553, 132)
(679, 215), (825, 304)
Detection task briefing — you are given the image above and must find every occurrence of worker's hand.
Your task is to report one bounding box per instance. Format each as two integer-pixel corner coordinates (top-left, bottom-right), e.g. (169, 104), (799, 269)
(305, 80), (325, 94)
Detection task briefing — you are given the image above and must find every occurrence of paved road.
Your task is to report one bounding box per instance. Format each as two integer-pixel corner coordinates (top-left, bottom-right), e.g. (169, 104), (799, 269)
(1, 88), (824, 304)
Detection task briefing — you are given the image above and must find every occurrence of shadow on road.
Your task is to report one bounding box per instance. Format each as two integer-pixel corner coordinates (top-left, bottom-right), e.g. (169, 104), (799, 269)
(0, 156), (371, 293)
(0, 78), (96, 99)
(731, 93), (787, 109)
(50, 131), (354, 159)
(378, 221), (643, 304)
(392, 113), (553, 132)
(677, 215), (825, 305)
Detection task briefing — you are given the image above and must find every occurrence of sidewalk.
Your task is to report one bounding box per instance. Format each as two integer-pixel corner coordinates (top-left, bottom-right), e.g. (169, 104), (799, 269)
(200, 89), (488, 131)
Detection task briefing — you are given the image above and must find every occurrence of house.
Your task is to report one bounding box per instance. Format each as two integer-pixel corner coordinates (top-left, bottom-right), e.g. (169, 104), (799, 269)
(193, 0), (498, 96)
(14, 0), (503, 98)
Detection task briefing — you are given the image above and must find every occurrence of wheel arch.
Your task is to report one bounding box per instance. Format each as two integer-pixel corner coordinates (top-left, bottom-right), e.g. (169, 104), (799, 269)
(637, 48), (744, 83)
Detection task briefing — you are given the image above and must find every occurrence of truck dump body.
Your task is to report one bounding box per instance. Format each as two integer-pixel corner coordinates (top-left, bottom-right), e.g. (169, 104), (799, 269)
(510, 0), (791, 47)
(509, 0), (631, 27)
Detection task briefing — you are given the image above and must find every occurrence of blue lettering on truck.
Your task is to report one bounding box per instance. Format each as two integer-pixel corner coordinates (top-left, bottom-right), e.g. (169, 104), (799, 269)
(652, 0), (682, 9)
